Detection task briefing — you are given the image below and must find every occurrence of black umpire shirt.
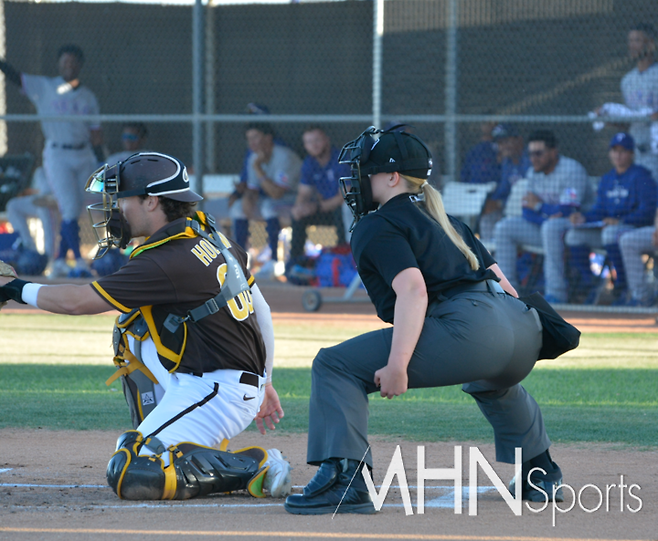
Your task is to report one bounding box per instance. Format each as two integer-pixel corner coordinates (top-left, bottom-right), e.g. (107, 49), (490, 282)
(351, 193), (497, 324)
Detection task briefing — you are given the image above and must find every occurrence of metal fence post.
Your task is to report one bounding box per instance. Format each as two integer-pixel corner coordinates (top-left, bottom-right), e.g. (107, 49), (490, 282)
(444, 0), (459, 183)
(372, 0), (384, 129)
(193, 0), (205, 199)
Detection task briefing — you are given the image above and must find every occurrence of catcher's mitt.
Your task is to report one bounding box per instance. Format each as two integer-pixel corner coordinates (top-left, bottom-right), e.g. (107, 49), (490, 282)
(0, 259), (18, 310)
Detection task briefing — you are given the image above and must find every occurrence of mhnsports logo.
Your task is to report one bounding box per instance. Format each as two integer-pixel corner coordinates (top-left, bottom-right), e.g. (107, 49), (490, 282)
(360, 445), (642, 526)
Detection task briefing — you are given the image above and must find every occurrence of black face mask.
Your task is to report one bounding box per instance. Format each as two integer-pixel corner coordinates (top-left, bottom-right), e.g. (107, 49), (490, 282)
(338, 127), (381, 231)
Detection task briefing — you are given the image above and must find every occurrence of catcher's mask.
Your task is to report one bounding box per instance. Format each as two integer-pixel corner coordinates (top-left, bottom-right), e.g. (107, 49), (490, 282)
(338, 126), (433, 230)
(85, 152), (202, 259)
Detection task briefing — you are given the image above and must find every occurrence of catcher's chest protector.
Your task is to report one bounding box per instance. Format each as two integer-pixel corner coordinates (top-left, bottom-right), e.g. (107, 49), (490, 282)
(106, 309), (160, 428)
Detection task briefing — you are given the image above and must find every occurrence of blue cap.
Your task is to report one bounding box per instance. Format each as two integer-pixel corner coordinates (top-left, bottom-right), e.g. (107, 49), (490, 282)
(609, 132), (634, 151)
(492, 123), (519, 140)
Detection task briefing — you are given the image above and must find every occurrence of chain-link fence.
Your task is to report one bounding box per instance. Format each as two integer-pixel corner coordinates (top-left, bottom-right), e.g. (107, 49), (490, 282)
(0, 0), (656, 309)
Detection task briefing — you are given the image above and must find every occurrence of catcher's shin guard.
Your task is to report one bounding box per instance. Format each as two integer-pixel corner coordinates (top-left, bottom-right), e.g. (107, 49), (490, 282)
(106, 430), (269, 500)
(169, 443), (268, 500)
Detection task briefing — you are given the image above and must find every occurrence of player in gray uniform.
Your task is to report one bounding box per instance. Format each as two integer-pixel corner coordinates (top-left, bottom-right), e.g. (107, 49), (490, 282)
(618, 208), (658, 306)
(620, 23), (658, 181)
(493, 130), (590, 303)
(0, 44), (103, 278)
(285, 127), (564, 515)
(230, 123), (302, 279)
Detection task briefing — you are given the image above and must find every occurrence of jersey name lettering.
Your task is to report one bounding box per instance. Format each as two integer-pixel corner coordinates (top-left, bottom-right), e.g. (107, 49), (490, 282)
(190, 234), (232, 266)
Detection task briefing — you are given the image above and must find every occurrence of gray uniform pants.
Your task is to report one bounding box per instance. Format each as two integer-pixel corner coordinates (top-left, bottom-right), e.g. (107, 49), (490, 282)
(493, 216), (571, 301)
(307, 284), (550, 468)
(619, 226), (656, 303)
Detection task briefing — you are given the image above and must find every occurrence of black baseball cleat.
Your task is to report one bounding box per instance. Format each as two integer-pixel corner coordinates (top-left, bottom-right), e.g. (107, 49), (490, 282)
(509, 460), (564, 503)
(284, 458), (377, 515)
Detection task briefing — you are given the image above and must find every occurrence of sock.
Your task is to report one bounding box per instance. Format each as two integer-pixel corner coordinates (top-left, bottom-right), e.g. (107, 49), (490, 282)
(604, 243), (627, 291)
(265, 218), (281, 262)
(60, 220), (81, 260)
(233, 219), (249, 250)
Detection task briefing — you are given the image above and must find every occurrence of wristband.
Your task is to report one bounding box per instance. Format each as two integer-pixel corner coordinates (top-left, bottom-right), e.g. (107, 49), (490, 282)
(1, 278), (31, 305)
(22, 283), (43, 307)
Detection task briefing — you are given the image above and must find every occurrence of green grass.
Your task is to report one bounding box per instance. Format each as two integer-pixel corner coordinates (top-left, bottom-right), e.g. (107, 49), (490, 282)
(1, 313), (657, 447)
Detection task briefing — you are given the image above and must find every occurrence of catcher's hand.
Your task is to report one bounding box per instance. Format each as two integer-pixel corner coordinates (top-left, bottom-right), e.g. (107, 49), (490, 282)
(0, 260), (18, 310)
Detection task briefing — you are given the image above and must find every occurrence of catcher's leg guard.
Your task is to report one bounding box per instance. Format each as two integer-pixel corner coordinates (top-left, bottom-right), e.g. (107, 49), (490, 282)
(107, 430), (171, 500)
(170, 443), (268, 500)
(107, 312), (159, 429)
(106, 430), (269, 501)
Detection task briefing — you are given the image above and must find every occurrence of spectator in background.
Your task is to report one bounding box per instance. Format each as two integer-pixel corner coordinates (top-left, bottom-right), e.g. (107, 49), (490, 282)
(565, 133), (656, 303)
(493, 129), (590, 303)
(460, 120), (501, 186)
(230, 123), (302, 279)
(479, 124), (530, 242)
(105, 122), (149, 165)
(3, 167), (56, 275)
(619, 208), (658, 307)
(0, 44), (103, 278)
(289, 126), (348, 263)
(621, 23), (658, 181)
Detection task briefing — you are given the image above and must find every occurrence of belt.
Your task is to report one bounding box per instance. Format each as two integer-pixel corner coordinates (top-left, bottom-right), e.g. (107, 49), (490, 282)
(190, 370), (261, 387)
(239, 372), (260, 388)
(428, 280), (505, 314)
(440, 279), (500, 300)
(50, 142), (88, 150)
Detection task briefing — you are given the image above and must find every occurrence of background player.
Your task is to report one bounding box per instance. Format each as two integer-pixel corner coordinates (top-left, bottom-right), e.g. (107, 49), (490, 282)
(0, 44), (104, 278)
(284, 127), (563, 515)
(0, 152), (291, 501)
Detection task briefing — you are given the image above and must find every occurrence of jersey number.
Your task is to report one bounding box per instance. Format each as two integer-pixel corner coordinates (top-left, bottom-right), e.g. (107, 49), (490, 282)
(216, 263), (254, 321)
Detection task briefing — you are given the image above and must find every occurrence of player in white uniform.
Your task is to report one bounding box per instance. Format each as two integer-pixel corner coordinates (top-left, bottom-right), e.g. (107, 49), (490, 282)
(0, 44), (104, 278)
(620, 24), (658, 181)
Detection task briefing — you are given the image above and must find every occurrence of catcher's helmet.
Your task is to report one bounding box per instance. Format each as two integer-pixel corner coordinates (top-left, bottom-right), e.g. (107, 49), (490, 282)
(85, 152), (202, 259)
(338, 126), (433, 229)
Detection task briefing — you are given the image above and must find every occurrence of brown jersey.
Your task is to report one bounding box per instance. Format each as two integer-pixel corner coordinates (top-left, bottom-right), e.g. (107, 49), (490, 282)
(91, 214), (266, 376)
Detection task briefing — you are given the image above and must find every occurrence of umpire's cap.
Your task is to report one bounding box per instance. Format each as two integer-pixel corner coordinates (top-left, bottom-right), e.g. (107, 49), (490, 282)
(360, 130), (433, 180)
(116, 152), (202, 202)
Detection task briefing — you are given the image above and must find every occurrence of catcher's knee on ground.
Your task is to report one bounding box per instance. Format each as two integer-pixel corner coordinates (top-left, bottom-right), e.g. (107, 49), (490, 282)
(106, 430), (271, 500)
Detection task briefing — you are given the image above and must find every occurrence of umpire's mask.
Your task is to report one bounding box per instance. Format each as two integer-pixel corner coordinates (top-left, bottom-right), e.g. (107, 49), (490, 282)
(338, 126), (433, 231)
(85, 152), (203, 259)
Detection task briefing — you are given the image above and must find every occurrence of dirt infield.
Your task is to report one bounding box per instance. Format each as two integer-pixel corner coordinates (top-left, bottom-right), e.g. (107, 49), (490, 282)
(1, 282), (656, 540)
(0, 429), (655, 541)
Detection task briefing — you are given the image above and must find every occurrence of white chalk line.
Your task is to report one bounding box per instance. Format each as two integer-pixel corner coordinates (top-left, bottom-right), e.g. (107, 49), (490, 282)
(0, 471), (498, 510)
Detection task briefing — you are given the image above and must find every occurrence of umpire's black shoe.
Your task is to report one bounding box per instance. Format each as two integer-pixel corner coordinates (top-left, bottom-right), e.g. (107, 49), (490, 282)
(509, 461), (564, 503)
(284, 458), (377, 515)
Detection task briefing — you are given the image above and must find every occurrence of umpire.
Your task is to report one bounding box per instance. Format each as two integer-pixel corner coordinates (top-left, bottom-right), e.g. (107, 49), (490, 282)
(284, 127), (564, 515)
(0, 152), (291, 501)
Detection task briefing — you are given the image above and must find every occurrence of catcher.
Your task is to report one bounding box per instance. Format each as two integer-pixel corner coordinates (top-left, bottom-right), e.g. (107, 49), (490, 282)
(0, 152), (292, 501)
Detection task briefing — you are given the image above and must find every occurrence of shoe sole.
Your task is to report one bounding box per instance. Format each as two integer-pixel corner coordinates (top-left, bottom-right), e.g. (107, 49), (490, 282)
(284, 502), (377, 515)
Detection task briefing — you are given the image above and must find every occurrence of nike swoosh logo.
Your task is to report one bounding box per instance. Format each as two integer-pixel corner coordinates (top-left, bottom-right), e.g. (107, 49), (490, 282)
(243, 395), (255, 401)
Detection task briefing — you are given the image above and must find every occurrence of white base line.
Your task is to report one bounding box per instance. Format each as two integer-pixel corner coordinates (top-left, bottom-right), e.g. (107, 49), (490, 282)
(1, 473), (499, 510)
(0, 482), (493, 491)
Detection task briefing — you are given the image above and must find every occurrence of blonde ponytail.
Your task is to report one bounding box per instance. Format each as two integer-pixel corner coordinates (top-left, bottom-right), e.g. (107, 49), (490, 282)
(402, 175), (480, 271)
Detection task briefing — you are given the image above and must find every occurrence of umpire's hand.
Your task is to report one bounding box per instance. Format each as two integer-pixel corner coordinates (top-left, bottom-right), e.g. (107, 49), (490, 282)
(374, 364), (409, 399)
